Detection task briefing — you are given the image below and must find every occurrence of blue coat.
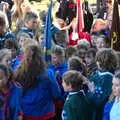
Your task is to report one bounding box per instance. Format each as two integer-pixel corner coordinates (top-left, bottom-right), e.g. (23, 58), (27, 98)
(0, 81), (22, 120)
(102, 101), (114, 120)
(48, 62), (68, 100)
(21, 70), (61, 117)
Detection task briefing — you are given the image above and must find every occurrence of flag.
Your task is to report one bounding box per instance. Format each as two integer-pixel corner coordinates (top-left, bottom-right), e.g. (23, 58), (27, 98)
(76, 0), (84, 33)
(110, 0), (120, 51)
(44, 0), (53, 62)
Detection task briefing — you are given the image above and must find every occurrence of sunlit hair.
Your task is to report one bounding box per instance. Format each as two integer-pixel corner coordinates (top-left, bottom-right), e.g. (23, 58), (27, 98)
(96, 48), (118, 72)
(68, 56), (86, 76)
(14, 44), (45, 94)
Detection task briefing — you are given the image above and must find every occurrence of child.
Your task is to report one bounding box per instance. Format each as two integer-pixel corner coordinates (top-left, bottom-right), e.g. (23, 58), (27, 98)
(12, 35), (37, 71)
(103, 72), (120, 120)
(18, 11), (38, 39)
(54, 30), (69, 47)
(4, 38), (19, 59)
(85, 47), (98, 77)
(76, 44), (87, 63)
(14, 44), (61, 120)
(62, 70), (93, 120)
(88, 48), (118, 120)
(0, 64), (23, 120)
(0, 14), (15, 49)
(96, 35), (107, 50)
(48, 46), (68, 120)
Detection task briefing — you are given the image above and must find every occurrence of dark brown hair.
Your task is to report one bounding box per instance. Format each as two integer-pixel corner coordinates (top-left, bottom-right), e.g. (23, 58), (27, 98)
(63, 70), (87, 90)
(14, 44), (45, 94)
(68, 56), (86, 76)
(96, 48), (118, 72)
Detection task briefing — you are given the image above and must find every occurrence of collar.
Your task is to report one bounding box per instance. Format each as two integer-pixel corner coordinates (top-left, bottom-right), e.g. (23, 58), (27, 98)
(69, 90), (85, 96)
(115, 97), (120, 102)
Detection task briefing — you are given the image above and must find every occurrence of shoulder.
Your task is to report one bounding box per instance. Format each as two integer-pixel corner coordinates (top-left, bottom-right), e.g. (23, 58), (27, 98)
(90, 71), (113, 80)
(67, 93), (87, 107)
(4, 32), (15, 39)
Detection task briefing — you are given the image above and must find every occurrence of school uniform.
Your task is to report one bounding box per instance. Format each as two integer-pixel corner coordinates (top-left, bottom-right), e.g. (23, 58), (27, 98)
(21, 70), (61, 120)
(0, 81), (22, 120)
(103, 98), (120, 120)
(88, 70), (113, 120)
(48, 62), (68, 119)
(103, 101), (114, 120)
(62, 90), (93, 120)
(48, 62), (68, 101)
(110, 98), (120, 120)
(18, 27), (36, 39)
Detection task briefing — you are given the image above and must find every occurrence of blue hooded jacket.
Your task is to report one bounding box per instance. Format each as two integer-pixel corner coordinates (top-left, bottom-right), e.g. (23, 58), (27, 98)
(21, 70), (61, 117)
(48, 62), (68, 101)
(0, 81), (22, 120)
(102, 101), (114, 120)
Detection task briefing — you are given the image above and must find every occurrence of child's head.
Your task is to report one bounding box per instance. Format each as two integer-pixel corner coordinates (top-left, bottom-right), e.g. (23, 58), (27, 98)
(68, 56), (86, 76)
(54, 30), (68, 47)
(24, 12), (38, 30)
(17, 32), (31, 44)
(96, 35), (107, 50)
(0, 49), (12, 67)
(96, 48), (118, 72)
(17, 32), (32, 50)
(85, 48), (97, 66)
(112, 72), (120, 97)
(65, 46), (76, 60)
(0, 64), (9, 88)
(76, 44), (87, 60)
(51, 46), (65, 66)
(62, 70), (86, 91)
(15, 44), (45, 92)
(4, 38), (19, 58)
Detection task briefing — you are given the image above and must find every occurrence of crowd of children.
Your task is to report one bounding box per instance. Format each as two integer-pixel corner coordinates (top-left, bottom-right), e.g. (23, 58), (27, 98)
(0, 0), (120, 120)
